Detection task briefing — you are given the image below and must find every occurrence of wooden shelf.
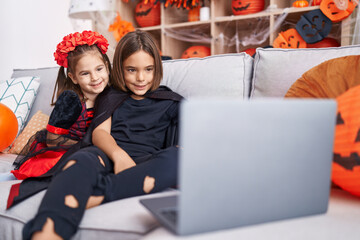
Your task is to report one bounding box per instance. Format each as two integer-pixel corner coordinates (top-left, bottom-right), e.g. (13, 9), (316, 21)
(117, 0), (348, 59)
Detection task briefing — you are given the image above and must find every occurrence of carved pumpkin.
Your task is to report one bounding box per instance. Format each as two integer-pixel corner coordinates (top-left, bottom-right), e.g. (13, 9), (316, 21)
(293, 0), (309, 7)
(273, 29), (307, 49)
(332, 85), (360, 197)
(135, 0), (160, 28)
(0, 103), (18, 151)
(181, 46), (211, 59)
(231, 0), (265, 15)
(307, 37), (340, 48)
(320, 0), (358, 22)
(295, 9), (332, 44)
(312, 0), (322, 5)
(188, 6), (200, 22)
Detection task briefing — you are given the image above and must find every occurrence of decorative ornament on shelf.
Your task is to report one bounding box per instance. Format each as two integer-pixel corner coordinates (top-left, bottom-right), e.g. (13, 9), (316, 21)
(135, 0), (161, 27)
(108, 13), (135, 41)
(306, 37), (340, 48)
(0, 103), (18, 152)
(295, 9), (332, 44)
(181, 45), (210, 58)
(188, 6), (200, 22)
(273, 29), (307, 49)
(292, 0), (309, 7)
(231, 0), (265, 15)
(320, 0), (358, 22)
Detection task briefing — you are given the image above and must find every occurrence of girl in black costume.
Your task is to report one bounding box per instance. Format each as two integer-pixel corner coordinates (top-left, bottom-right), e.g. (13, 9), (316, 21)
(23, 29), (183, 240)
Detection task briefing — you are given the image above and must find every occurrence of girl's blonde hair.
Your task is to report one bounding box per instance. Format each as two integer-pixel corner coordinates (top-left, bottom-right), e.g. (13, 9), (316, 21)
(111, 29), (162, 92)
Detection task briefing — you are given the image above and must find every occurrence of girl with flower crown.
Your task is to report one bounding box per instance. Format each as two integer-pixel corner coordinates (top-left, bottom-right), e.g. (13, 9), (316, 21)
(10, 30), (112, 180)
(20, 29), (183, 240)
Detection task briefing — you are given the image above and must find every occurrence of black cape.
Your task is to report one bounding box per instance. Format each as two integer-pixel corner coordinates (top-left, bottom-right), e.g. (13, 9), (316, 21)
(7, 86), (183, 209)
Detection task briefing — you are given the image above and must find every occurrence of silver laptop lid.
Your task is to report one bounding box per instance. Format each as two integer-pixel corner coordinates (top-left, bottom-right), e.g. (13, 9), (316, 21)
(177, 98), (336, 235)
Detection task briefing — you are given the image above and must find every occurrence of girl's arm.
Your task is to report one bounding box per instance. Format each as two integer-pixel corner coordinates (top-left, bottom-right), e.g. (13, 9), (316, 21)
(92, 117), (136, 174)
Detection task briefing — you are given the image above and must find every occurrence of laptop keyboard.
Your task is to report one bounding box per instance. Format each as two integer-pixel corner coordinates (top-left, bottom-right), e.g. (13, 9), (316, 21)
(160, 208), (178, 225)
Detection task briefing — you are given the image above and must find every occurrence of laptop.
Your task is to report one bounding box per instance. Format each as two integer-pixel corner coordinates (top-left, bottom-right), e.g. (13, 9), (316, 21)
(140, 98), (337, 236)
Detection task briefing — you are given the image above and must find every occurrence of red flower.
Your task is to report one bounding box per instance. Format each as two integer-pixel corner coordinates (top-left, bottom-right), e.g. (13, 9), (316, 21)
(54, 31), (109, 68)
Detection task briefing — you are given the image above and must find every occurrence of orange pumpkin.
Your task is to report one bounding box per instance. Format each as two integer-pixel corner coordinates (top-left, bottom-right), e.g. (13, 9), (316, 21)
(188, 6), (200, 22)
(312, 0), (322, 5)
(0, 103), (18, 151)
(332, 85), (360, 197)
(181, 46), (211, 58)
(320, 0), (358, 22)
(232, 0), (265, 15)
(135, 0), (161, 28)
(273, 29), (307, 49)
(293, 0), (309, 7)
(306, 37), (340, 48)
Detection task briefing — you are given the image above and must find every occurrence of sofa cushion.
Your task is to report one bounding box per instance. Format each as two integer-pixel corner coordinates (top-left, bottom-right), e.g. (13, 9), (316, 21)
(11, 67), (59, 122)
(0, 77), (40, 133)
(285, 55), (360, 98)
(251, 45), (360, 98)
(161, 53), (253, 99)
(0, 179), (176, 240)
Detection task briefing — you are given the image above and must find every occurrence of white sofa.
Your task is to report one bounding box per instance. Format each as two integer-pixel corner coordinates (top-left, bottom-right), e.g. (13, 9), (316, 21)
(1, 46), (360, 239)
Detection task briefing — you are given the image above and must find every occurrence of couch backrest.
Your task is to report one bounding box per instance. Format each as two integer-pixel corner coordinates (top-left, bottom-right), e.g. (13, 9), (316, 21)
(251, 45), (360, 99)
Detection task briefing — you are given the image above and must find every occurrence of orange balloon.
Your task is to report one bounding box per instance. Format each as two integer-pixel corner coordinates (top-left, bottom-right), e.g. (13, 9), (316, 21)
(0, 103), (18, 151)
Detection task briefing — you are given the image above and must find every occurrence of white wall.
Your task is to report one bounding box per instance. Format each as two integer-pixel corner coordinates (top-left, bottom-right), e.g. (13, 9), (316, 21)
(0, 0), (82, 80)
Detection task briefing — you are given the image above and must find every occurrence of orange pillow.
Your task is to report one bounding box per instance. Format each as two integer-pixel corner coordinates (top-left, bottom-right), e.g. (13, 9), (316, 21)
(332, 85), (360, 197)
(285, 55), (360, 98)
(9, 111), (49, 154)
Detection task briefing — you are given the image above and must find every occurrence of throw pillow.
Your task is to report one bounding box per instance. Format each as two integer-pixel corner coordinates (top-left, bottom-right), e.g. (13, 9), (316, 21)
(285, 55), (360, 98)
(8, 110), (49, 155)
(0, 76), (40, 134)
(332, 85), (360, 197)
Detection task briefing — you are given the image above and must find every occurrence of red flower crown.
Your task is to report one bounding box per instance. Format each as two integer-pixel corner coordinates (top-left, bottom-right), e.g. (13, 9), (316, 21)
(54, 30), (109, 68)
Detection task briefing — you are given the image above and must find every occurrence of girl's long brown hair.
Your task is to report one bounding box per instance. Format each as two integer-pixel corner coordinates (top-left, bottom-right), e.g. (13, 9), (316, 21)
(51, 45), (112, 105)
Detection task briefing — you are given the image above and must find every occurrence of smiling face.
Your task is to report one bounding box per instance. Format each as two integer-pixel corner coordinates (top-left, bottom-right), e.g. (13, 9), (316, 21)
(231, 0), (265, 15)
(68, 51), (109, 103)
(123, 50), (155, 100)
(320, 0), (358, 22)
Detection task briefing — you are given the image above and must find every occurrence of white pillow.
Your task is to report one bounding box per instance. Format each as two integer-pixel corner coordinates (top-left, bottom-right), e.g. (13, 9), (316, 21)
(0, 76), (40, 134)
(251, 45), (360, 98)
(161, 53), (253, 99)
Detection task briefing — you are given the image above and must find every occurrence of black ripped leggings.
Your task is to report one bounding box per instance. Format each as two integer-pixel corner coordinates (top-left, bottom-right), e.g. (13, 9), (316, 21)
(23, 146), (178, 240)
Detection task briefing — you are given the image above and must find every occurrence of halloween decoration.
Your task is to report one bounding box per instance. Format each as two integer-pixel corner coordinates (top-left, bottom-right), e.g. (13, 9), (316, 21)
(0, 103), (18, 151)
(232, 0), (265, 15)
(320, 0), (358, 22)
(242, 48), (256, 57)
(332, 84), (360, 197)
(273, 29), (307, 48)
(135, 0), (161, 27)
(312, 0), (322, 5)
(181, 45), (211, 58)
(292, 0), (309, 7)
(295, 9), (332, 44)
(108, 12), (135, 41)
(188, 6), (200, 22)
(307, 37), (340, 48)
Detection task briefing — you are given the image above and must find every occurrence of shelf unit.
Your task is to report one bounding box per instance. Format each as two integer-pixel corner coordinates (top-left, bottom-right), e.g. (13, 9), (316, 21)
(117, 0), (352, 59)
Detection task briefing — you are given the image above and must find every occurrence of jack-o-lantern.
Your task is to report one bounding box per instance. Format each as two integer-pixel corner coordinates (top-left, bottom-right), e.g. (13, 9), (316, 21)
(181, 46), (211, 59)
(307, 37), (340, 48)
(135, 0), (161, 28)
(295, 9), (332, 44)
(332, 85), (360, 197)
(188, 6), (200, 22)
(273, 29), (307, 49)
(320, 0), (358, 22)
(293, 0), (309, 7)
(232, 0), (265, 15)
(312, 0), (322, 5)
